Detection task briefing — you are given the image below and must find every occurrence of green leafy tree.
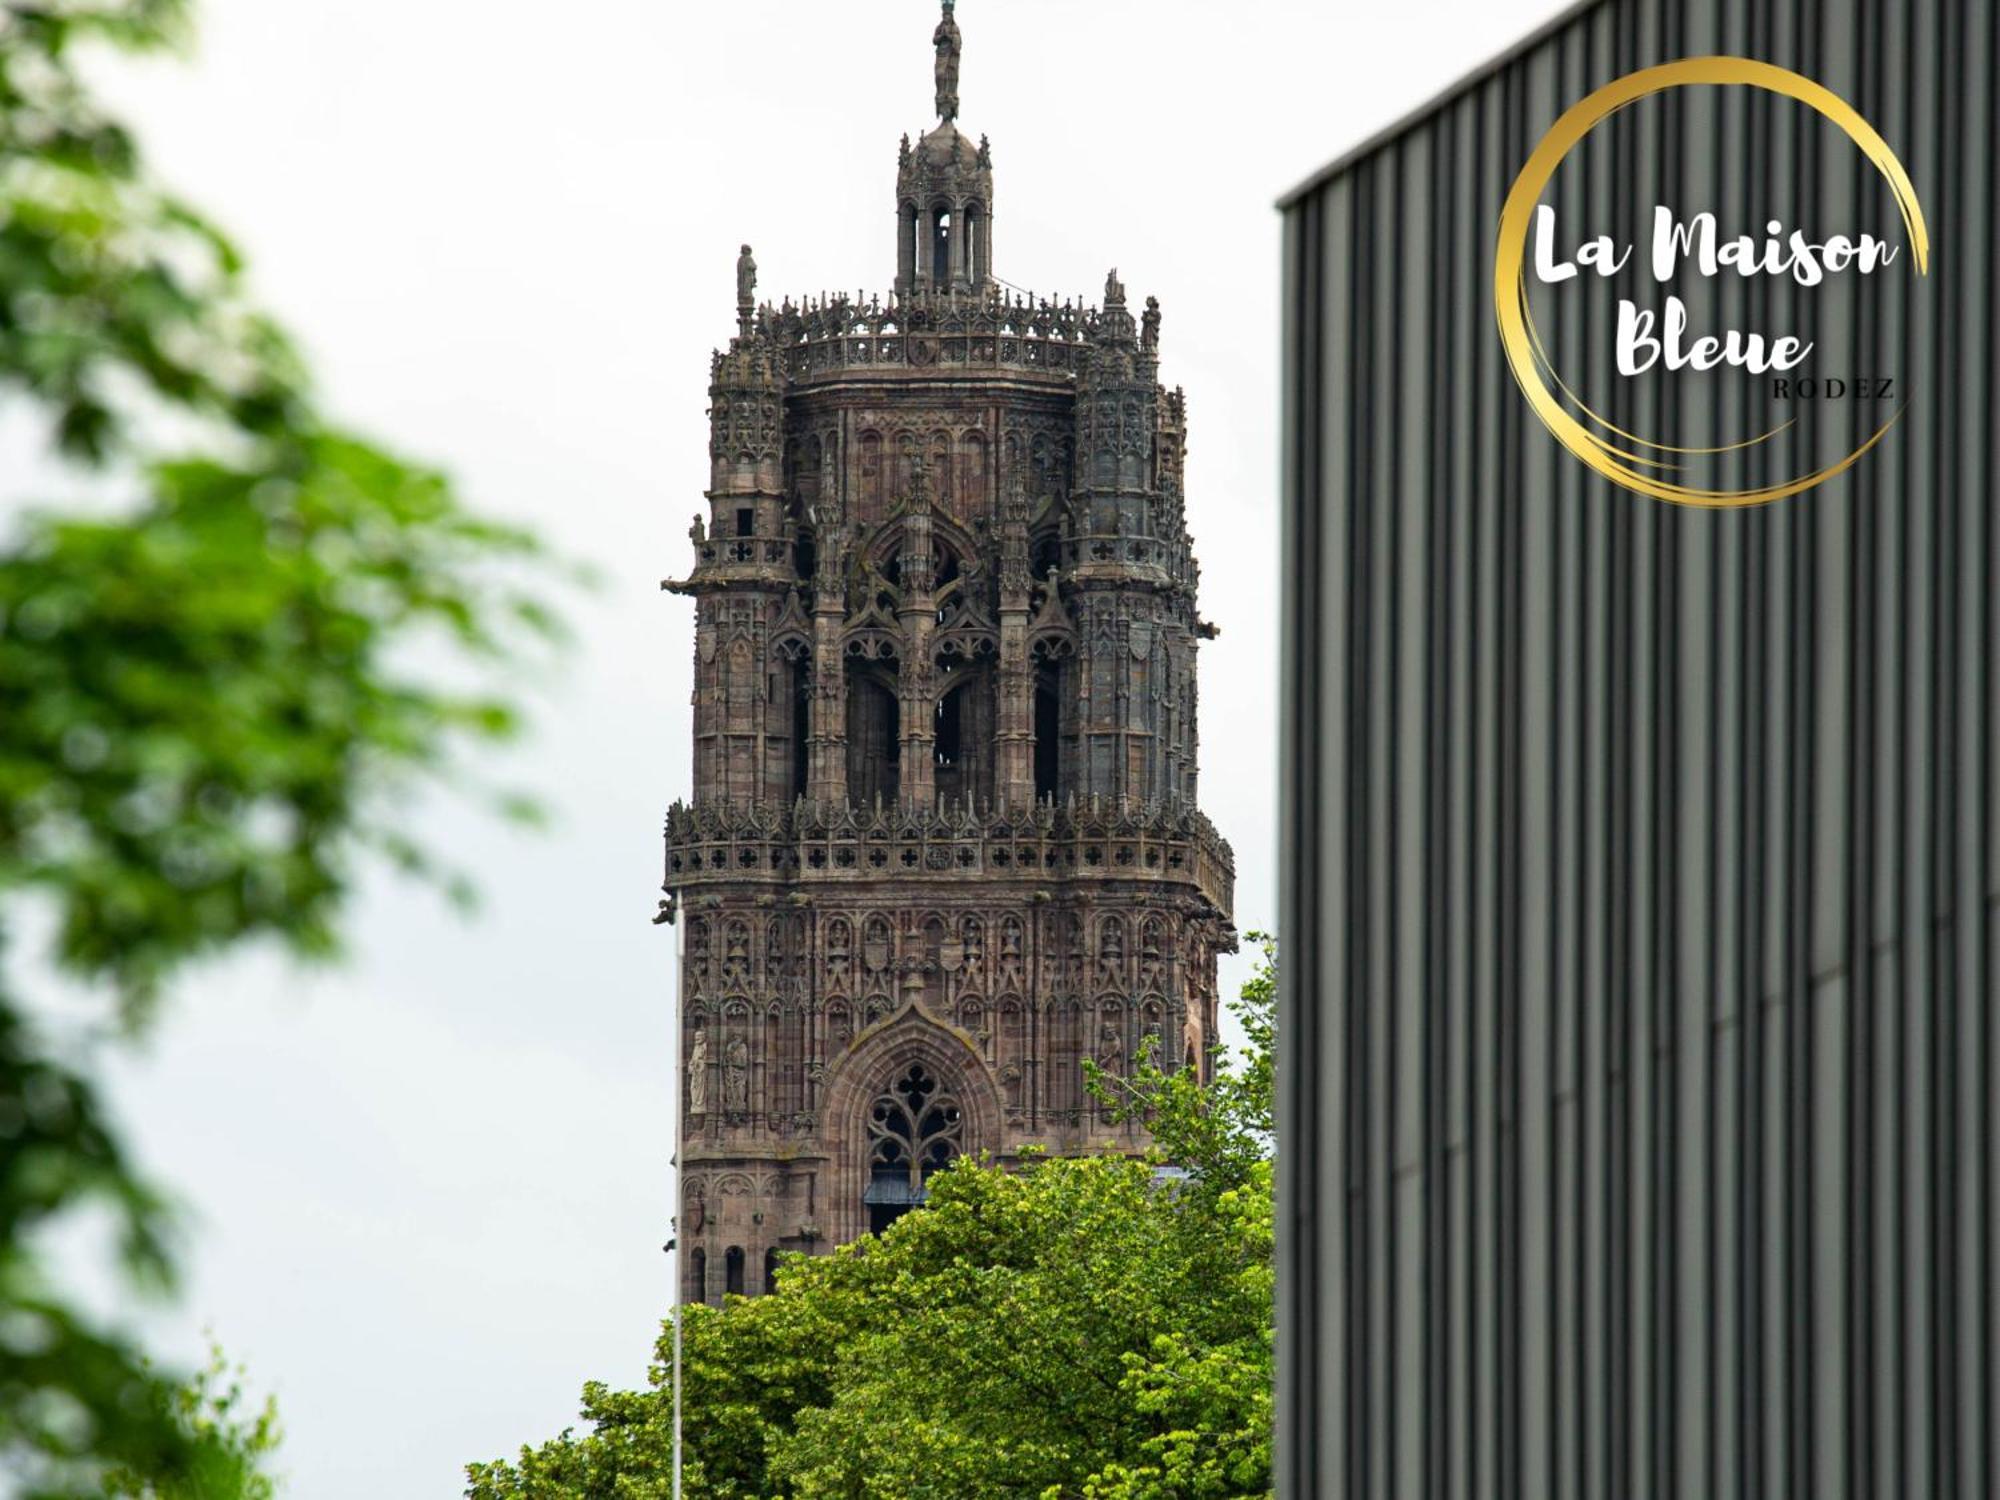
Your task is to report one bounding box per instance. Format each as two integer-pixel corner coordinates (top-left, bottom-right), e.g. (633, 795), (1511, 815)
(467, 940), (1278, 1500)
(1, 2), (558, 1492)
(101, 1343), (283, 1500)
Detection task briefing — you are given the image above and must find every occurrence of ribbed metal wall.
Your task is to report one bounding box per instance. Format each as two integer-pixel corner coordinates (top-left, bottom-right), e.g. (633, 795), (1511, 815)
(1277, 1), (1998, 1496)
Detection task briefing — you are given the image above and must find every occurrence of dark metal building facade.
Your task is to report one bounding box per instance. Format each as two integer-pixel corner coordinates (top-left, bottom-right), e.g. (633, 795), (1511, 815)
(1277, 1), (1997, 1495)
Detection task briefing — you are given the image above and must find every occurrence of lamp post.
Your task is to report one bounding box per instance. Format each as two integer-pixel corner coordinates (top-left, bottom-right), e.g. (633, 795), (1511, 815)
(670, 908), (685, 1500)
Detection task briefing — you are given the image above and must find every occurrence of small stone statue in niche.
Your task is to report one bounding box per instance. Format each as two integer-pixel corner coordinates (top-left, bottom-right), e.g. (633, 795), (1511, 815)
(723, 1035), (749, 1111)
(686, 1027), (709, 1115)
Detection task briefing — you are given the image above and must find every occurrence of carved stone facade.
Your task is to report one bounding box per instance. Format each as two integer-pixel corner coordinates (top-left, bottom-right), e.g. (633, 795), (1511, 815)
(664, 3), (1233, 1304)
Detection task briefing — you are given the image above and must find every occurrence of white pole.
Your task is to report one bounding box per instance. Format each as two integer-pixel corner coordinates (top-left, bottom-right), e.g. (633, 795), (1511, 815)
(671, 908), (685, 1500)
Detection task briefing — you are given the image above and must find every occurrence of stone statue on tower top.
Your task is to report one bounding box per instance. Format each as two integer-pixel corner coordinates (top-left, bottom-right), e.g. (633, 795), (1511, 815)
(933, 0), (961, 122)
(734, 243), (756, 334)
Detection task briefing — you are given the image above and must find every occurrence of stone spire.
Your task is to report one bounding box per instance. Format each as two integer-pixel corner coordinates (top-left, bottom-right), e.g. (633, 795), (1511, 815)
(933, 0), (962, 123)
(896, 3), (993, 298)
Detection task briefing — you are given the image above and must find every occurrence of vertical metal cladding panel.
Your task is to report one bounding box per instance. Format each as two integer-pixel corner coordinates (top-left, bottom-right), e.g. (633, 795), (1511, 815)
(1278, 0), (1998, 1496)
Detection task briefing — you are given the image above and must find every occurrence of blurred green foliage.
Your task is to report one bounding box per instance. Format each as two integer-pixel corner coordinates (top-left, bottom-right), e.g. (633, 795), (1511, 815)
(1, 1), (559, 1492)
(101, 1343), (283, 1500)
(466, 940), (1278, 1500)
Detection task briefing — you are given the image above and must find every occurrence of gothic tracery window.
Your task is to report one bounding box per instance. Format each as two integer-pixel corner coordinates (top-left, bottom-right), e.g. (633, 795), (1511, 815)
(864, 1062), (963, 1233)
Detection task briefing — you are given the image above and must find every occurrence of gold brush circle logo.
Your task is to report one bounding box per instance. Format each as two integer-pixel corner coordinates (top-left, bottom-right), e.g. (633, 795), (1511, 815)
(1494, 57), (1930, 507)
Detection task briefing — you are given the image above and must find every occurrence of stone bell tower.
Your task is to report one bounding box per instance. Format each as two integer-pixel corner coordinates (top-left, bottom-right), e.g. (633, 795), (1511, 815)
(663, 0), (1234, 1304)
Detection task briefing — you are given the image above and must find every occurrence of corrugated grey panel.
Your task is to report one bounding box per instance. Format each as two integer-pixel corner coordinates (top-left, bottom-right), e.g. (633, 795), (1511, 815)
(1277, 0), (2000, 1496)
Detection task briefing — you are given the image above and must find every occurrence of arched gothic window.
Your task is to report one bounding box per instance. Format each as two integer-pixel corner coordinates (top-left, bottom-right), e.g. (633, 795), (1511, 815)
(863, 1062), (963, 1234)
(930, 204), (952, 282)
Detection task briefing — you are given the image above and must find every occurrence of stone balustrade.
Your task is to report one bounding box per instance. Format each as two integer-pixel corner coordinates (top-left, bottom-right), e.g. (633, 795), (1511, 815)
(663, 795), (1234, 917)
(741, 287), (1105, 384)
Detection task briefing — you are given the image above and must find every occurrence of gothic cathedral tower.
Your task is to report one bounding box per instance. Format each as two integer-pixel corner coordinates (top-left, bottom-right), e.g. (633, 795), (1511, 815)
(664, 1), (1234, 1303)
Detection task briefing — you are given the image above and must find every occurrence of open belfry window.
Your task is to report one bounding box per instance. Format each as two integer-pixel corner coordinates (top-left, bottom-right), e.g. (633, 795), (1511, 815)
(931, 205), (952, 282)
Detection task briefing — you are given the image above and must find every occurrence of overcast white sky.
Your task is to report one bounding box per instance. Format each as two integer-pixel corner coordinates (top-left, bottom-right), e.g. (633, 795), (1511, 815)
(39, 2), (1568, 1493)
